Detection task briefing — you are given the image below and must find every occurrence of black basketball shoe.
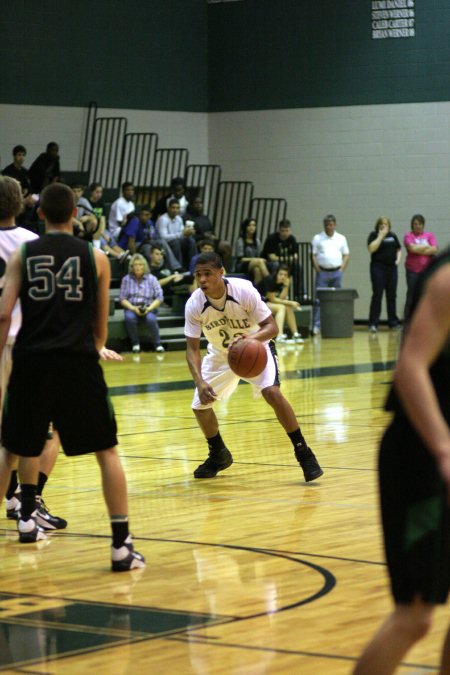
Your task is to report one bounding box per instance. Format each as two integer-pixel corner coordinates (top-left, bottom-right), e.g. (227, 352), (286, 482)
(295, 446), (323, 482)
(194, 447), (233, 478)
(6, 492), (21, 520)
(35, 498), (68, 531)
(111, 535), (146, 572)
(17, 515), (47, 543)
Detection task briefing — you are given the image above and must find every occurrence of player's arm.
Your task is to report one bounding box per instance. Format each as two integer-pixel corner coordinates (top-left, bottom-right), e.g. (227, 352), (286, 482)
(229, 315), (277, 349)
(0, 249), (22, 357)
(253, 315), (278, 342)
(394, 266), (450, 487)
(186, 336), (216, 403)
(93, 252), (123, 360)
(93, 248), (112, 353)
(186, 337), (203, 384)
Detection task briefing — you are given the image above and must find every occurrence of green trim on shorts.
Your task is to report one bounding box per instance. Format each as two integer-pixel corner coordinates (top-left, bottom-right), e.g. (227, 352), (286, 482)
(404, 495), (441, 552)
(106, 390), (115, 421)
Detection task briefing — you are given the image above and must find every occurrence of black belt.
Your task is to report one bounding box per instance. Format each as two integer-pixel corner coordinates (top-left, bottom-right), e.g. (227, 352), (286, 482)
(319, 266), (341, 271)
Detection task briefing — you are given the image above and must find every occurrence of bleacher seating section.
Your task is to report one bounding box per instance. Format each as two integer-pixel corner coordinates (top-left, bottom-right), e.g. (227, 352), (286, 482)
(78, 102), (313, 350)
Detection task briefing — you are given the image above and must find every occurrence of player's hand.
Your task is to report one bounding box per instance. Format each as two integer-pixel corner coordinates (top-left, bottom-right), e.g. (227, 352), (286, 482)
(198, 380), (217, 404)
(99, 347), (124, 361)
(228, 335), (245, 349)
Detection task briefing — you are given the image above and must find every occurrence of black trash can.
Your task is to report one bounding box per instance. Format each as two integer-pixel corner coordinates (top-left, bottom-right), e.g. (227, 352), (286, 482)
(317, 288), (359, 338)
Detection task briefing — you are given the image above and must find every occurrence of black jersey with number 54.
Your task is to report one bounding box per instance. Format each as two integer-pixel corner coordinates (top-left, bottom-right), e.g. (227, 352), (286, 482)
(14, 234), (98, 357)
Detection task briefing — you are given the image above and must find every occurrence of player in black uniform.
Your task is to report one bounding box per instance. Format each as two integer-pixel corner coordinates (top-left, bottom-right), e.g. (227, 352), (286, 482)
(0, 175), (67, 531)
(354, 250), (450, 673)
(0, 183), (145, 571)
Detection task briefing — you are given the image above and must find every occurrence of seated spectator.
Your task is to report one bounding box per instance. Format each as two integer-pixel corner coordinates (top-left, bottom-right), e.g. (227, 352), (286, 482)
(262, 218), (303, 297)
(72, 183), (131, 267)
(184, 196), (232, 269)
(117, 205), (152, 254)
(126, 205), (183, 270)
(83, 182), (107, 231)
(2, 145), (36, 228)
(188, 240), (216, 293)
(258, 265), (303, 343)
(262, 219), (298, 271)
(108, 182), (135, 238)
(152, 176), (189, 221)
(148, 245), (186, 286)
(89, 183), (127, 261)
(115, 205), (182, 272)
(2, 145), (32, 197)
(71, 183), (99, 242)
(189, 240), (215, 275)
(156, 198), (197, 270)
(138, 225), (183, 272)
(28, 142), (61, 194)
(147, 245), (192, 301)
(100, 228), (129, 263)
(119, 254), (164, 353)
(234, 217), (269, 285)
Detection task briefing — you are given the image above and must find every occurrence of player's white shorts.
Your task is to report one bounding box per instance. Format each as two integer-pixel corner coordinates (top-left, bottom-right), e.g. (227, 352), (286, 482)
(192, 341), (280, 410)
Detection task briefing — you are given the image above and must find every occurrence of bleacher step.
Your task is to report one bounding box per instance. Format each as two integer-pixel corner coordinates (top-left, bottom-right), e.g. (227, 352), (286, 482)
(107, 307), (206, 351)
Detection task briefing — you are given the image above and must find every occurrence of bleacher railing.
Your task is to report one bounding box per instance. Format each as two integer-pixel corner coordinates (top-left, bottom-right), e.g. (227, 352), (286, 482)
(80, 101), (98, 173)
(213, 181), (254, 244)
(250, 197), (287, 243)
(150, 148), (189, 205)
(276, 241), (313, 303)
(185, 164), (221, 218)
(120, 132), (159, 204)
(88, 116), (128, 189)
(298, 242), (314, 303)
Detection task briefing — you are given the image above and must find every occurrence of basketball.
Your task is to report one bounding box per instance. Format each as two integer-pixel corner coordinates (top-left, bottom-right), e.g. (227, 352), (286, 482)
(228, 338), (268, 378)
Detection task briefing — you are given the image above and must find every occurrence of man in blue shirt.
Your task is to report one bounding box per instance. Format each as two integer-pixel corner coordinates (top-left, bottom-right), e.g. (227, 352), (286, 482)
(119, 206), (183, 271)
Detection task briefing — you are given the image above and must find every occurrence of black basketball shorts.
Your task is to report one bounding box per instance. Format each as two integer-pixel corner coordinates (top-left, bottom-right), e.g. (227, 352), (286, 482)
(2, 354), (117, 457)
(379, 415), (450, 604)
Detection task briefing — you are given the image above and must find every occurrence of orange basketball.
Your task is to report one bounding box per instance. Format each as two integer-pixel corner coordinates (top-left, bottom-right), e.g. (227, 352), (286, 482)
(228, 338), (268, 378)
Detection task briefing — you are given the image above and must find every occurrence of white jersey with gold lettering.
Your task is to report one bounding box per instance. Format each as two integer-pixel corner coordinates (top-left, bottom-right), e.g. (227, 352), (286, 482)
(184, 277), (271, 354)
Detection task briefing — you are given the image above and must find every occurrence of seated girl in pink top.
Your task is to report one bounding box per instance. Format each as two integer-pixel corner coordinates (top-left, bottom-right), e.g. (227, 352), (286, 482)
(404, 214), (438, 319)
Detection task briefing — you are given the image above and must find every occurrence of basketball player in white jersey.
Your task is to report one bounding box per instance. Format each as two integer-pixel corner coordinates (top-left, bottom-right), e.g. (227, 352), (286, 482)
(0, 176), (66, 530)
(185, 251), (323, 482)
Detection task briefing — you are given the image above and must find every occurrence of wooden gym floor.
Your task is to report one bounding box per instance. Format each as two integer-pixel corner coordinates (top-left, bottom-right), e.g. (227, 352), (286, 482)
(0, 328), (444, 674)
